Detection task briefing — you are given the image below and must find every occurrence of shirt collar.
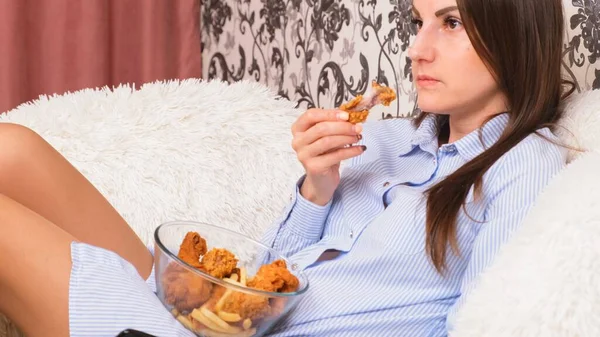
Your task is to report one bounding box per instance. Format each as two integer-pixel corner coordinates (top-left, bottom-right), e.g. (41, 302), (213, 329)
(396, 114), (438, 157)
(453, 113), (509, 161)
(399, 113), (510, 161)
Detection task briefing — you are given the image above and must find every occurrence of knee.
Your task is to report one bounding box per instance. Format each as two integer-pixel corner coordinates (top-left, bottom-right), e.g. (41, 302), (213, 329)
(0, 123), (45, 176)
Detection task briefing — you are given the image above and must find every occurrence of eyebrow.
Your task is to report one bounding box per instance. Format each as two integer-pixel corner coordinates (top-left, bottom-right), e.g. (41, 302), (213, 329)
(412, 6), (459, 17)
(435, 6), (458, 17)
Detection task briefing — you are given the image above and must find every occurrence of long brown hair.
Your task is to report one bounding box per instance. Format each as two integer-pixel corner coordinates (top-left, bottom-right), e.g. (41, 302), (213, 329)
(416, 0), (574, 273)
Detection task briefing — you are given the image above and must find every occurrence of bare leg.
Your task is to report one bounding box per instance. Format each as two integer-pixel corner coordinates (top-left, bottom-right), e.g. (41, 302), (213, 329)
(0, 123), (152, 278)
(0, 194), (73, 337)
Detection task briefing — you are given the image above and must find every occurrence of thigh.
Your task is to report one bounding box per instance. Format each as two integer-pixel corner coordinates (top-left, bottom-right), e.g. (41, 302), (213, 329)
(0, 123), (152, 279)
(0, 193), (73, 337)
(0, 194), (192, 337)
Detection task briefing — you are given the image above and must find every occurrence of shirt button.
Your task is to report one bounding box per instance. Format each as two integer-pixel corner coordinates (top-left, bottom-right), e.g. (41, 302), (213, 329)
(349, 230), (354, 239)
(383, 182), (390, 187)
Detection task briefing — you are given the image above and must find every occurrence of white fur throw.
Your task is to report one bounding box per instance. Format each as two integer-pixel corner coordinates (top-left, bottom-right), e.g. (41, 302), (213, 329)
(1, 80), (600, 337)
(0, 79), (304, 245)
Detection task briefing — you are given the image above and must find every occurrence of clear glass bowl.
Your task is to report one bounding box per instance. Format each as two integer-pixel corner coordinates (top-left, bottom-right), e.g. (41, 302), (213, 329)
(154, 221), (309, 337)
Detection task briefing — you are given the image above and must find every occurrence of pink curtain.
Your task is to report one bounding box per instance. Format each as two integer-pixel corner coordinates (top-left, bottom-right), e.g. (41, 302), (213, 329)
(0, 0), (202, 114)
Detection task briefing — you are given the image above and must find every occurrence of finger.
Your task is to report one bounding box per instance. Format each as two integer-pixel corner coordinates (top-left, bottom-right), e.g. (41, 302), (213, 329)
(299, 135), (362, 160)
(298, 121), (362, 149)
(322, 136), (362, 155)
(292, 121), (360, 152)
(292, 109), (349, 134)
(305, 145), (366, 172)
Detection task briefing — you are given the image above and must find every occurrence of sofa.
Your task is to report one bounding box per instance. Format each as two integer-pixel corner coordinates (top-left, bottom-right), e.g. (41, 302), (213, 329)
(0, 78), (599, 337)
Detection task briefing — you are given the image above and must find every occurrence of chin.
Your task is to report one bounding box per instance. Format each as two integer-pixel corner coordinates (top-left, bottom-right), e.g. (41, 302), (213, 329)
(416, 94), (449, 115)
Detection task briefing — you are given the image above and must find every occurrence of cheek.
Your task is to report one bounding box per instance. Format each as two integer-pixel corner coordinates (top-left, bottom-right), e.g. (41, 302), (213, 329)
(416, 42), (498, 112)
(447, 44), (496, 94)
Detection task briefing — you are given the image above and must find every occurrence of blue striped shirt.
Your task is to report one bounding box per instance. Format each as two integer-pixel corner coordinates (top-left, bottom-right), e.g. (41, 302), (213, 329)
(261, 113), (566, 336)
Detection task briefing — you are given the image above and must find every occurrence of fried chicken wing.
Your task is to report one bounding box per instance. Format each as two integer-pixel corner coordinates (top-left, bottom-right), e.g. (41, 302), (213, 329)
(162, 263), (213, 313)
(207, 260), (299, 322)
(177, 232), (208, 268)
(208, 260), (299, 321)
(201, 248), (239, 279)
(339, 81), (397, 124)
(247, 260), (299, 293)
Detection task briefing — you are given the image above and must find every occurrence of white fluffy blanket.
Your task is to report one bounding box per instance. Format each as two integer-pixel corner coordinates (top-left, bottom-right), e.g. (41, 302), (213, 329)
(0, 79), (304, 245)
(1, 80), (600, 337)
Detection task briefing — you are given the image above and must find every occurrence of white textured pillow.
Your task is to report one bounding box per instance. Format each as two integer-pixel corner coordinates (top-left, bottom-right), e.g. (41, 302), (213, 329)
(556, 90), (600, 162)
(452, 89), (600, 337)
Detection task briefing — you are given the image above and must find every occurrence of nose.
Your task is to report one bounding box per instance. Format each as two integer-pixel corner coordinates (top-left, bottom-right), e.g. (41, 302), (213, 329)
(408, 28), (434, 63)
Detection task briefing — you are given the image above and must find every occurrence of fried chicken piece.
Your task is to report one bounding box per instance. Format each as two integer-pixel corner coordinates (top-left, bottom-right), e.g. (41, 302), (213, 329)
(200, 260), (299, 322)
(177, 232), (208, 268)
(219, 292), (272, 321)
(203, 281), (271, 321)
(339, 81), (397, 124)
(247, 260), (299, 293)
(201, 248), (238, 279)
(210, 260), (299, 321)
(162, 262), (213, 313)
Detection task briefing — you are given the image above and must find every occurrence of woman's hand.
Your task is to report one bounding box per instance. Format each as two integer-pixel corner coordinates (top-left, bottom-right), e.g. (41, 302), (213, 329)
(291, 108), (365, 206)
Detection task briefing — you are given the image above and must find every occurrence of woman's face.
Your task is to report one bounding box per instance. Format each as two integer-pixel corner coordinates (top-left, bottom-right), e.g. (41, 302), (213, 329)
(409, 0), (507, 119)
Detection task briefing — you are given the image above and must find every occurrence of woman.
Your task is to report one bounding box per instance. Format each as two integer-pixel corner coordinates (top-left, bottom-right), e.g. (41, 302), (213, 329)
(0, 0), (570, 335)
(263, 0), (569, 335)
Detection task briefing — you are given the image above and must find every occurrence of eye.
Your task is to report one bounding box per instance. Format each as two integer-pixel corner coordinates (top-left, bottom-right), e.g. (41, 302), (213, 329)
(444, 17), (462, 30)
(411, 17), (423, 30)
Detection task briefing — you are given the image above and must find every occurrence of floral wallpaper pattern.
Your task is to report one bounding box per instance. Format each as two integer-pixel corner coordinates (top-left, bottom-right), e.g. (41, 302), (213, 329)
(201, 0), (600, 120)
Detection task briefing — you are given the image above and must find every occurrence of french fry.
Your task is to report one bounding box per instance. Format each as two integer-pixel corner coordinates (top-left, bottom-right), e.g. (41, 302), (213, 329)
(229, 274), (239, 282)
(223, 278), (242, 286)
(242, 318), (252, 330)
(215, 289), (233, 312)
(217, 311), (242, 323)
(191, 308), (241, 334)
(239, 267), (247, 286)
(198, 327), (257, 337)
(176, 314), (194, 330)
(202, 306), (242, 333)
(171, 308), (180, 317)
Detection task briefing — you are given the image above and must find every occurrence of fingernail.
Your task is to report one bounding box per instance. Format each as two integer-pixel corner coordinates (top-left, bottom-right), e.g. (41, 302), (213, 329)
(361, 145), (367, 151)
(357, 134), (363, 141)
(354, 123), (363, 133)
(337, 111), (349, 120)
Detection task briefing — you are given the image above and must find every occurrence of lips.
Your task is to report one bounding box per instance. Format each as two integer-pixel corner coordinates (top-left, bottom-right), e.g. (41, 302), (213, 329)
(416, 75), (438, 81)
(415, 74), (440, 87)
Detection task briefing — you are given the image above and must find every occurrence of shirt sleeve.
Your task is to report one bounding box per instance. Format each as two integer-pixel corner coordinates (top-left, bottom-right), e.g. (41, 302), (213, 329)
(446, 138), (567, 333)
(260, 175), (333, 258)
